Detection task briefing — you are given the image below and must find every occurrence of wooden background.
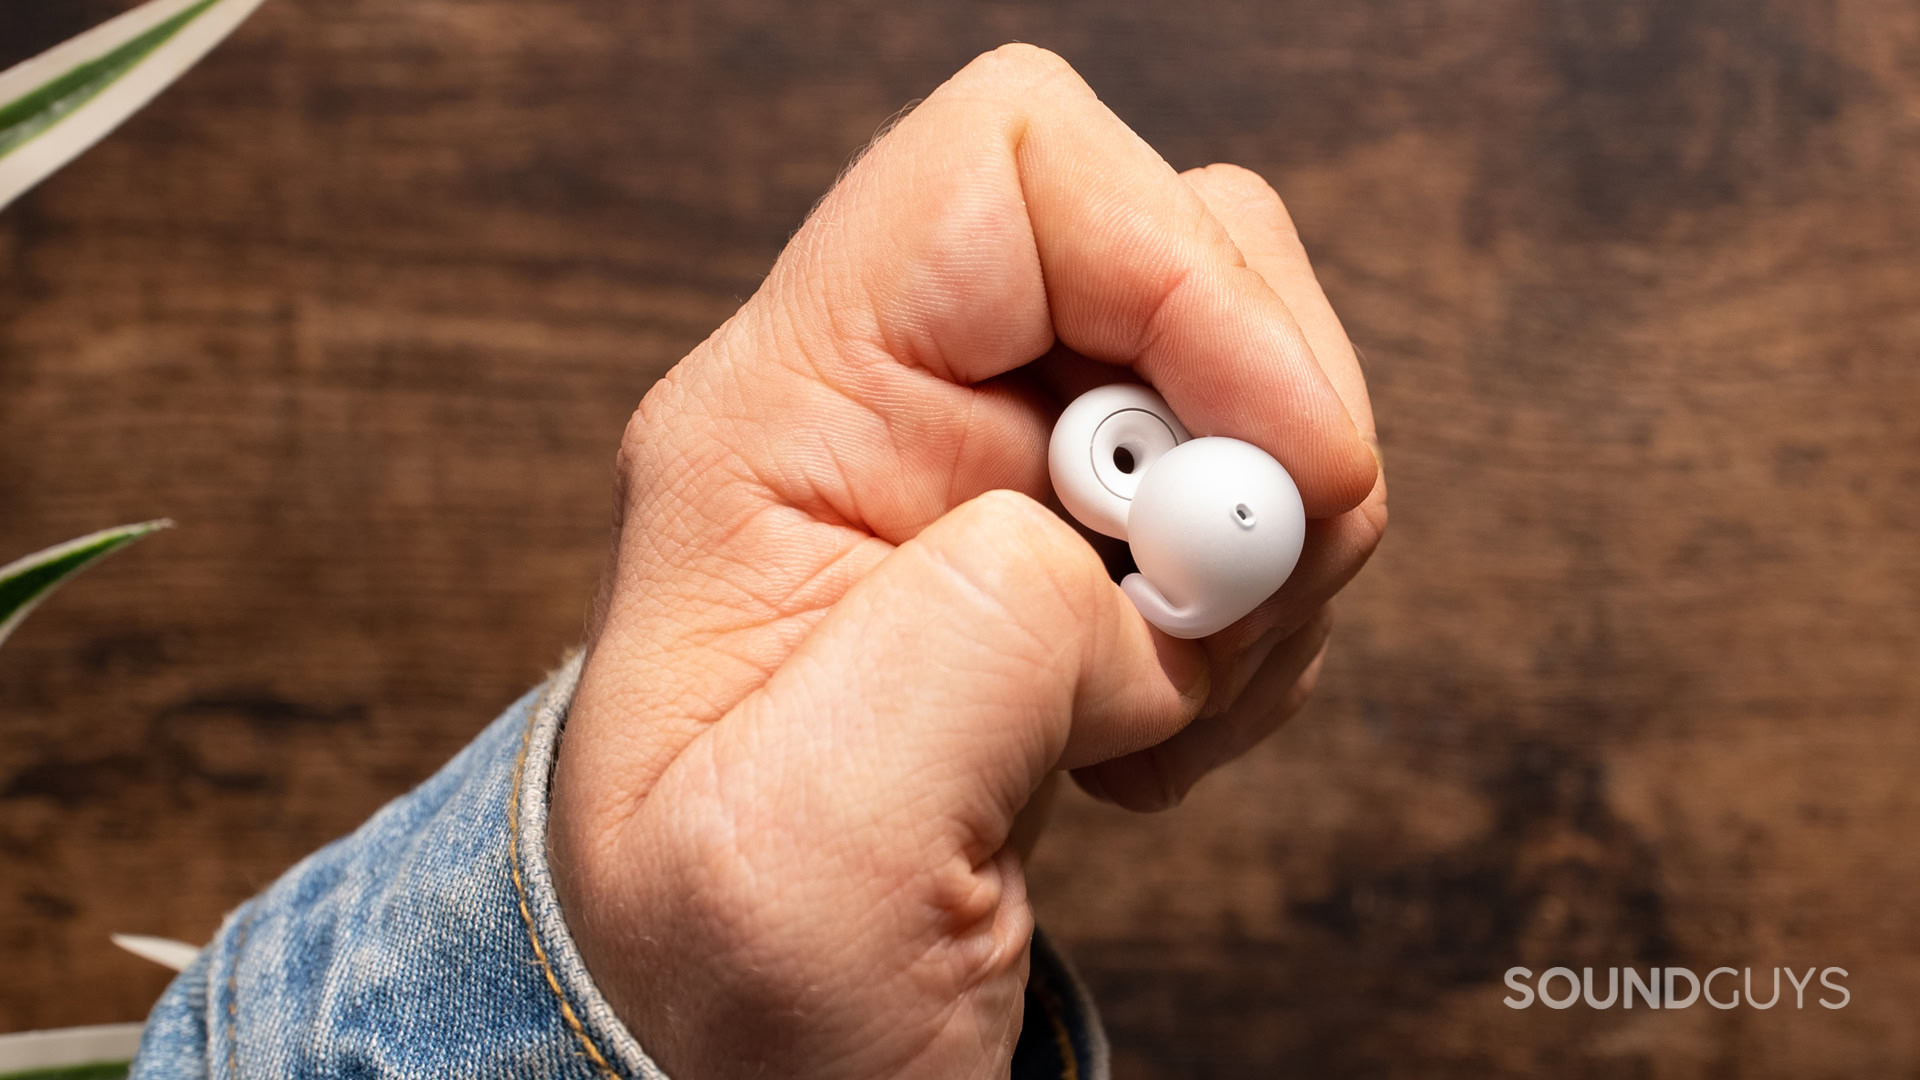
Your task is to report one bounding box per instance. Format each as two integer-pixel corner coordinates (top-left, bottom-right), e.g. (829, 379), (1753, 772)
(4, 1), (1917, 1075)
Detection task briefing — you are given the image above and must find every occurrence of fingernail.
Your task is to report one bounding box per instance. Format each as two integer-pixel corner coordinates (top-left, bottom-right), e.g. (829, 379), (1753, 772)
(1153, 633), (1210, 708)
(1162, 752), (1204, 807)
(1149, 750), (1187, 810)
(1074, 767), (1114, 805)
(1225, 624), (1287, 703)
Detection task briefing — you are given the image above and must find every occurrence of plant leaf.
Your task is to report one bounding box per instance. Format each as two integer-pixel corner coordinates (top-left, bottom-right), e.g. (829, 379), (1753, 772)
(0, 1065), (129, 1080)
(0, 1022), (142, 1077)
(0, 0), (271, 210)
(0, 0), (218, 159)
(110, 933), (202, 972)
(0, 520), (171, 650)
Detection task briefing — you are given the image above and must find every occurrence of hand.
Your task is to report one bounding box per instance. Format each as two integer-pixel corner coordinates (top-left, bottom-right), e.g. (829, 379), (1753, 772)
(548, 44), (1386, 1079)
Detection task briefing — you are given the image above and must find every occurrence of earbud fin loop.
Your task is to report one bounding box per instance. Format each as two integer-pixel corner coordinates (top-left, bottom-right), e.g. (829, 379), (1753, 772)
(1050, 384), (1305, 641)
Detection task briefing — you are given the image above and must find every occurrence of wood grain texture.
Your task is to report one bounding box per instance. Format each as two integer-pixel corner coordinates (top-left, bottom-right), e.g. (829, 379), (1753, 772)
(3, 1), (1917, 1075)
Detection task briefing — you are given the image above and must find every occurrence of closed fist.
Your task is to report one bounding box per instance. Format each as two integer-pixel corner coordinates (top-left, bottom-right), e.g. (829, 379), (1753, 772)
(549, 44), (1386, 1080)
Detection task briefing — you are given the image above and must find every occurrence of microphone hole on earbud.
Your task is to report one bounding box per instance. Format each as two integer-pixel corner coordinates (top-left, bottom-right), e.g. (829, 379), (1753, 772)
(1112, 446), (1135, 474)
(1234, 503), (1255, 527)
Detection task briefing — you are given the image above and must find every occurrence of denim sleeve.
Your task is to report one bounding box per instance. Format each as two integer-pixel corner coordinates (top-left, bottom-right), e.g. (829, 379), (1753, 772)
(131, 652), (1110, 1080)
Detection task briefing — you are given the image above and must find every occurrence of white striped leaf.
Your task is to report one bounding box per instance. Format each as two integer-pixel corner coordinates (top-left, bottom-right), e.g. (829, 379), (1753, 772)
(0, 0), (270, 210)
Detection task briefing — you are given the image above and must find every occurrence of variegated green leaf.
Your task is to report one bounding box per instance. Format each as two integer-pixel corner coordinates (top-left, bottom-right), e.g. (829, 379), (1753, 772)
(0, 520), (171, 650)
(0, 1063), (129, 1080)
(0, 0), (271, 210)
(0, 1020), (141, 1077)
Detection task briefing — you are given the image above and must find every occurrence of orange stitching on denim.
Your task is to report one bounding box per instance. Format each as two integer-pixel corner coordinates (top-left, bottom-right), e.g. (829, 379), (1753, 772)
(224, 909), (253, 1079)
(510, 674), (619, 1079)
(1032, 969), (1080, 1080)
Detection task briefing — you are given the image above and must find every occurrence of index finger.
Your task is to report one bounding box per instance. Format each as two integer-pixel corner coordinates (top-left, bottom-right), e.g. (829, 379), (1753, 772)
(772, 44), (1379, 518)
(1177, 163), (1380, 454)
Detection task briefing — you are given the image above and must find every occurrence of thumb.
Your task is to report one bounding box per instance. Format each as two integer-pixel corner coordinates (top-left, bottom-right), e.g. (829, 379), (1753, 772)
(617, 489), (1206, 1078)
(724, 486), (1206, 855)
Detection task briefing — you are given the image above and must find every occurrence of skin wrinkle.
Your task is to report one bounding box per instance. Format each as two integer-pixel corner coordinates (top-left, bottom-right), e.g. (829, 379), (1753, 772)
(1076, 636), (1194, 757)
(748, 531), (891, 626)
(813, 435), (884, 539)
(633, 457), (1141, 850)
(906, 860), (1018, 991)
(871, 645), (1077, 823)
(756, 299), (919, 535)
(626, 457), (866, 662)
(914, 508), (1071, 667)
(580, 509), (868, 825)
(786, 208), (892, 386)
(628, 781), (793, 1025)
(861, 151), (1044, 384)
(1116, 257), (1204, 383)
(857, 857), (1030, 1076)
(657, 510), (869, 634)
(1028, 159), (1204, 362)
(721, 507), (1082, 849)
(944, 390), (979, 513)
(1181, 268), (1313, 441)
(643, 730), (967, 1059)
(707, 432), (866, 537)
(654, 494), (795, 596)
(794, 665), (1033, 845)
(628, 418), (782, 557)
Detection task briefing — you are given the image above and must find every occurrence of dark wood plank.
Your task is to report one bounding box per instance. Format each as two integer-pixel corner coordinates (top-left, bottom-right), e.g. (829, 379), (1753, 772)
(4, 0), (1917, 1074)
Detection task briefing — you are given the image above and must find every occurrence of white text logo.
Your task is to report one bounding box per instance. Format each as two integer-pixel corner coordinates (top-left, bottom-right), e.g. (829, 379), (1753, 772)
(1502, 967), (1848, 1010)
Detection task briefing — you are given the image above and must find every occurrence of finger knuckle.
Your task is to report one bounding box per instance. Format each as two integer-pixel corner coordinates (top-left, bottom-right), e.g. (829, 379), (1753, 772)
(959, 490), (1100, 574)
(1286, 653), (1329, 715)
(620, 363), (689, 475)
(1360, 487), (1389, 550)
(1199, 161), (1272, 196)
(959, 42), (1086, 99)
(956, 486), (1054, 532)
(1207, 161), (1300, 234)
(928, 489), (1108, 635)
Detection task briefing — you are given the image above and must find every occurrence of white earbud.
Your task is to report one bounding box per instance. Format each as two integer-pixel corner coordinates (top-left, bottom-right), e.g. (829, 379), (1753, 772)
(1048, 384), (1305, 639)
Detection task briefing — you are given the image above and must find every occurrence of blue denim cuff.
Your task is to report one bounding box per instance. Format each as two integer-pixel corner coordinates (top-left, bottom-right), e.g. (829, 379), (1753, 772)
(132, 653), (1108, 1079)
